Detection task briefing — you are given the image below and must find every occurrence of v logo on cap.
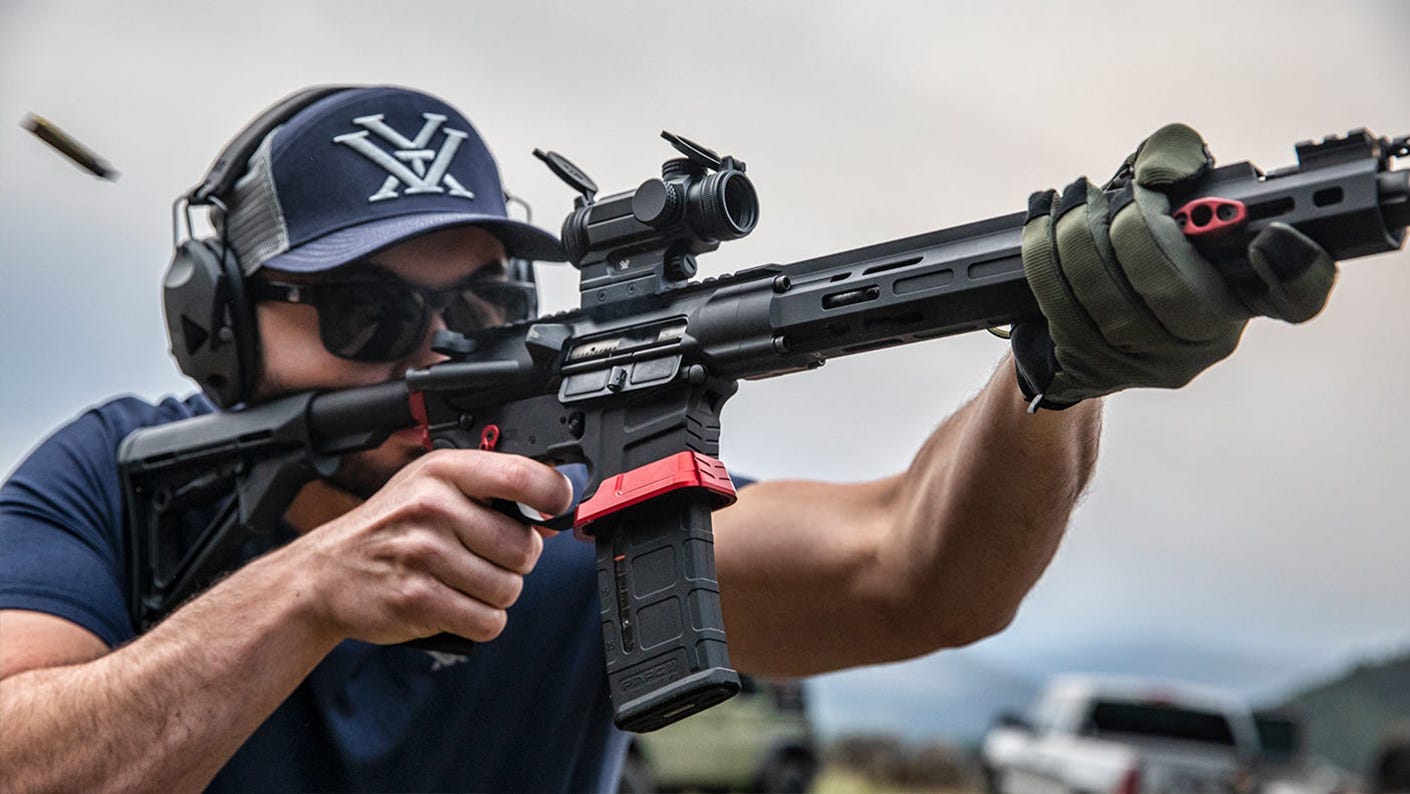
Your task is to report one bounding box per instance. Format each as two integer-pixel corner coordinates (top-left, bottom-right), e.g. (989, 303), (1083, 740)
(333, 112), (477, 203)
(217, 85), (567, 273)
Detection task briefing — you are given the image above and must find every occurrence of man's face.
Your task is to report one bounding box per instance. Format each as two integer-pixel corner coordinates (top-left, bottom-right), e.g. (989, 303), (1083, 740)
(253, 225), (509, 496)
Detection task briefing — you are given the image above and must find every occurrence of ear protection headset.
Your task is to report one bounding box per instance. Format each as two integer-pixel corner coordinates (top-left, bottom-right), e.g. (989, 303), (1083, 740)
(164, 85), (540, 409)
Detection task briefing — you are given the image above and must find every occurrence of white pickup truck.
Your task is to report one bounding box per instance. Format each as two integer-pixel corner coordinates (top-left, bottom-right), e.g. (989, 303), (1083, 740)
(981, 674), (1261, 794)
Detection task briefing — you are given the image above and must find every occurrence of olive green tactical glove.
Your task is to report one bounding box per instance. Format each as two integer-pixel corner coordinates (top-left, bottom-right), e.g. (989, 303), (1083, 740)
(1012, 123), (1339, 409)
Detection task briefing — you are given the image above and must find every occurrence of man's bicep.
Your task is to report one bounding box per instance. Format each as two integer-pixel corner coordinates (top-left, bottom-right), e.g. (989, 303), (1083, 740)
(0, 609), (110, 679)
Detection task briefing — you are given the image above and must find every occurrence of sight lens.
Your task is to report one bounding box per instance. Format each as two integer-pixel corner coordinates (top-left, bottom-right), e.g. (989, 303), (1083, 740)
(720, 172), (758, 235)
(689, 171), (758, 241)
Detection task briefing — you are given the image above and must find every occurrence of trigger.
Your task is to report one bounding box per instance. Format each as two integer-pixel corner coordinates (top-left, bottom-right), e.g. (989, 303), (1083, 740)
(490, 498), (576, 532)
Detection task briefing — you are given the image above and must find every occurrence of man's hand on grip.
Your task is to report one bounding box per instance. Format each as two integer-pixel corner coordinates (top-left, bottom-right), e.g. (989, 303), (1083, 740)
(295, 450), (575, 646)
(1012, 123), (1338, 408)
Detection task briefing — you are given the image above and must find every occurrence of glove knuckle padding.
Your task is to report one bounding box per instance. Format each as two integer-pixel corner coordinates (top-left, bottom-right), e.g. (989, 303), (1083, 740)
(1109, 187), (1248, 343)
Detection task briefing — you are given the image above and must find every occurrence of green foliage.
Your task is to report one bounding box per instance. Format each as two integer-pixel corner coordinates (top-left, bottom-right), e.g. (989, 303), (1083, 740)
(1272, 650), (1410, 776)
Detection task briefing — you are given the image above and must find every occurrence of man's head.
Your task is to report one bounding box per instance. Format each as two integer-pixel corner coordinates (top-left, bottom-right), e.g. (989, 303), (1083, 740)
(164, 85), (561, 408)
(164, 85), (564, 492)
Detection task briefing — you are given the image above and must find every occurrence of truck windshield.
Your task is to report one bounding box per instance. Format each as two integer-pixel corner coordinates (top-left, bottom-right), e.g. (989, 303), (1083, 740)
(1085, 701), (1236, 746)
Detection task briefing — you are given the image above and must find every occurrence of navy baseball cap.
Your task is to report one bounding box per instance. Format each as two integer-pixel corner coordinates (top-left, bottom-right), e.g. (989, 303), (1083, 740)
(215, 86), (565, 274)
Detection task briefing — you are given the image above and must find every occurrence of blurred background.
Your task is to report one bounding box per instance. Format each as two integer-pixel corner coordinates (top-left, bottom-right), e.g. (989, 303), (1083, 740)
(2, 1), (1407, 790)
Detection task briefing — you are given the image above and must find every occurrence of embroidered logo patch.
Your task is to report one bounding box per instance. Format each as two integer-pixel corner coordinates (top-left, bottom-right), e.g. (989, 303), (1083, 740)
(425, 650), (471, 672)
(333, 113), (477, 203)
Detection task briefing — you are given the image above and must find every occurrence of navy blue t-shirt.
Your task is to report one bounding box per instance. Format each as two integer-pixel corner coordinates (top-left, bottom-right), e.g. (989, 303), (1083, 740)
(0, 395), (629, 792)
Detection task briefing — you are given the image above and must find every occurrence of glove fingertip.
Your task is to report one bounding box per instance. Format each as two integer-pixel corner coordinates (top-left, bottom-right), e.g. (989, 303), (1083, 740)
(1026, 189), (1058, 223)
(1247, 223), (1338, 323)
(1056, 177), (1090, 222)
(1248, 223), (1332, 279)
(1135, 123), (1213, 189)
(1281, 265), (1337, 324)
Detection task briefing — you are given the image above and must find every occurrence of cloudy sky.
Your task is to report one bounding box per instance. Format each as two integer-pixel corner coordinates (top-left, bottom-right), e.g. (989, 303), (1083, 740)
(3, 1), (1408, 737)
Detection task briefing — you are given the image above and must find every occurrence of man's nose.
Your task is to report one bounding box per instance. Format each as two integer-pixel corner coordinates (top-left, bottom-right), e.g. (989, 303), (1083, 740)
(407, 308), (451, 368)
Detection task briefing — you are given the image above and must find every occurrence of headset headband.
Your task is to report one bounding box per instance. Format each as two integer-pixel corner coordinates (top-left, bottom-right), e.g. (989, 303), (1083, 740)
(187, 85), (356, 205)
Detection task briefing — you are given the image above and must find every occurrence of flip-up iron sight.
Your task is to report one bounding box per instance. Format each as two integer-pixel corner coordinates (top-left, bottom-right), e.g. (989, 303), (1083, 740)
(535, 132), (759, 310)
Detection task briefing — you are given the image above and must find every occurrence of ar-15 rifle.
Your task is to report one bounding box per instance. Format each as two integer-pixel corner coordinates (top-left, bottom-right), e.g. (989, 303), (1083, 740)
(121, 128), (1410, 732)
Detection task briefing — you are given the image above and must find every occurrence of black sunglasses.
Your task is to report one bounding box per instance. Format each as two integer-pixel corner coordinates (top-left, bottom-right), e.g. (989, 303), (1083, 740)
(250, 265), (536, 362)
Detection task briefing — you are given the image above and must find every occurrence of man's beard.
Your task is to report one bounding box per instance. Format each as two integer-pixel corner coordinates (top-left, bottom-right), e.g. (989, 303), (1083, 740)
(254, 376), (424, 500)
(328, 443), (425, 499)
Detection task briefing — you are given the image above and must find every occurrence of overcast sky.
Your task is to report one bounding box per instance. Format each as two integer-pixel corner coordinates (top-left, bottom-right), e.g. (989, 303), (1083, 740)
(3, 0), (1408, 735)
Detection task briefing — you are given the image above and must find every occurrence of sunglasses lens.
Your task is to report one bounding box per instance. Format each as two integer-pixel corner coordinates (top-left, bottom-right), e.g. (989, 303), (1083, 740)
(317, 281), (426, 361)
(443, 283), (534, 334)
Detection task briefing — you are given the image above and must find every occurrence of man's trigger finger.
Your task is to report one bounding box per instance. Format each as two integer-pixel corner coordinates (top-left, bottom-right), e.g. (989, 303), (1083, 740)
(427, 451), (572, 518)
(556, 471), (576, 515)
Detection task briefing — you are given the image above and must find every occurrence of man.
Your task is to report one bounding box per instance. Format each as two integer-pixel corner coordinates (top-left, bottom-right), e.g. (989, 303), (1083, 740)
(0, 86), (1335, 791)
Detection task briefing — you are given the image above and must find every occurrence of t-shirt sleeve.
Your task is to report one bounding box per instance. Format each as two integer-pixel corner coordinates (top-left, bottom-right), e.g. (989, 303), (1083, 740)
(0, 402), (144, 647)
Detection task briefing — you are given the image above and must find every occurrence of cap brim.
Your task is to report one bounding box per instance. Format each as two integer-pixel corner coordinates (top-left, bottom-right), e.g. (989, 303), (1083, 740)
(256, 212), (567, 274)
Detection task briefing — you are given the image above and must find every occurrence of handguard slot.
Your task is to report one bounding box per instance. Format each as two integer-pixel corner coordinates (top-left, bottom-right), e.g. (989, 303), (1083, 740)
(821, 284), (881, 310)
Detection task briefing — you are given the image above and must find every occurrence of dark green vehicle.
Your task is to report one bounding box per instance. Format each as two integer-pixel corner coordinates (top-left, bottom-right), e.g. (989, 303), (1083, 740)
(619, 677), (818, 793)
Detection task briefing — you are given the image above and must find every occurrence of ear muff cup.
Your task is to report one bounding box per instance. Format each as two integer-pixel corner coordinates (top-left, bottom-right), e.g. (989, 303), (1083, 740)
(163, 239), (261, 408)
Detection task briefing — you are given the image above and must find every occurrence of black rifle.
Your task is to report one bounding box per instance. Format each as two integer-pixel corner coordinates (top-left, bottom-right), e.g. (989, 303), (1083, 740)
(121, 129), (1409, 732)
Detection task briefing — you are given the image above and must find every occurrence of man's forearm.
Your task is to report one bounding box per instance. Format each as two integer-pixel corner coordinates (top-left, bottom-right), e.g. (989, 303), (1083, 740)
(0, 545), (339, 793)
(717, 355), (1098, 676)
(886, 355), (1101, 647)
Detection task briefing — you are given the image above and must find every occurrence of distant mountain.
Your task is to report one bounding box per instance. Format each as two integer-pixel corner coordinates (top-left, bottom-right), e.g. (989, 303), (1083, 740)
(807, 650), (1040, 744)
(1268, 649), (1410, 776)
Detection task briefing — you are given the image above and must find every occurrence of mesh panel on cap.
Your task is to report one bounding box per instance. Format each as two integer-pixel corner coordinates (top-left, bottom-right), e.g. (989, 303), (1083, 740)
(218, 131), (291, 274)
